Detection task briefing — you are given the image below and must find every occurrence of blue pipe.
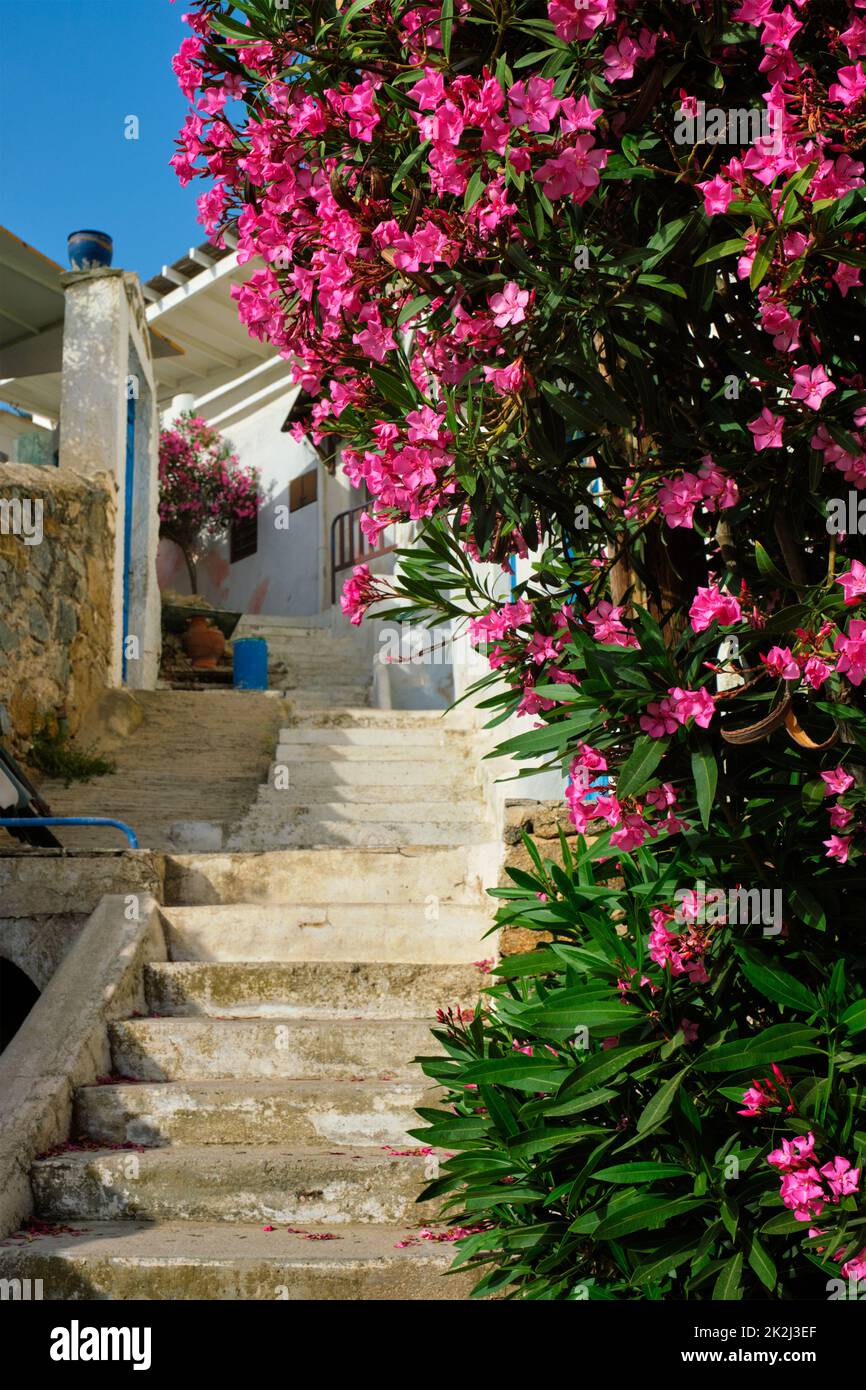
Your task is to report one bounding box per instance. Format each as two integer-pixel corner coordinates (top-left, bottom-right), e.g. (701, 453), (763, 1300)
(0, 816), (139, 848)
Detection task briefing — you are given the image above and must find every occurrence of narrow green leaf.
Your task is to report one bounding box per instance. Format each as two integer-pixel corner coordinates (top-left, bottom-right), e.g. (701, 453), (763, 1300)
(713, 1251), (743, 1300)
(637, 1067), (690, 1133)
(616, 735), (669, 800)
(690, 740), (718, 830)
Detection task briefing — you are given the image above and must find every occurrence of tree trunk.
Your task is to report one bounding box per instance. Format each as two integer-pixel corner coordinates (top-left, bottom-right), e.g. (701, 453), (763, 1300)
(180, 544), (198, 595)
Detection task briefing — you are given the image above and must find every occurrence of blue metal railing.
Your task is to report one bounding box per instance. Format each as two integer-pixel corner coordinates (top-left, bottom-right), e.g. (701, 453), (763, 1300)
(0, 816), (139, 848)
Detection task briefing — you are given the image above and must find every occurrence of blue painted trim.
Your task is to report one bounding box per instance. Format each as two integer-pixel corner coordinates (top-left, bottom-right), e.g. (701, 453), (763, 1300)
(0, 817), (139, 848)
(508, 553), (517, 594)
(121, 394), (136, 681)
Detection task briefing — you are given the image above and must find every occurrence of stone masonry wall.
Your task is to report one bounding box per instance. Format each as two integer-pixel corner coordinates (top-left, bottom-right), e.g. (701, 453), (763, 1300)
(0, 462), (116, 751)
(499, 799), (579, 956)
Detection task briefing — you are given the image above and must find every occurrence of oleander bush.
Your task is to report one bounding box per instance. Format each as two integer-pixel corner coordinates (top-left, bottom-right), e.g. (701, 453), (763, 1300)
(174, 0), (866, 1297)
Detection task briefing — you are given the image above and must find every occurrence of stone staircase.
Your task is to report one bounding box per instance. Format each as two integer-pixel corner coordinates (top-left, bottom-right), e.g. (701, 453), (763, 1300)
(227, 708), (496, 849)
(234, 615), (374, 704)
(2, 708), (498, 1299)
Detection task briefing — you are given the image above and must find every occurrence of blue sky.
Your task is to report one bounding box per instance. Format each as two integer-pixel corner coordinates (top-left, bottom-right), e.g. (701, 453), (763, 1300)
(0, 0), (202, 280)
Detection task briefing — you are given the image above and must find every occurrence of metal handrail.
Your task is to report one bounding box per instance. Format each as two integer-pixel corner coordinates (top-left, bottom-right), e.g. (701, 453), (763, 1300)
(330, 503), (396, 605)
(0, 816), (139, 848)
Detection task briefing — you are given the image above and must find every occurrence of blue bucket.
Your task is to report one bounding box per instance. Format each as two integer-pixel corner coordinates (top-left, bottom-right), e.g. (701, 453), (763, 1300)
(233, 637), (268, 690)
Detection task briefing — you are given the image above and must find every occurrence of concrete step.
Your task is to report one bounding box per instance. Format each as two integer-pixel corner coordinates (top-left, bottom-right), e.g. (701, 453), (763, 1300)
(32, 1146), (440, 1225)
(160, 902), (494, 963)
(265, 760), (473, 788)
(109, 1016), (439, 1081)
(273, 733), (469, 756)
(0, 1221), (474, 1299)
(144, 961), (483, 1017)
(250, 779), (472, 805)
(163, 846), (496, 908)
(283, 708), (474, 731)
(75, 1077), (441, 1147)
(244, 818), (493, 849)
(246, 799), (485, 823)
(281, 687), (371, 706)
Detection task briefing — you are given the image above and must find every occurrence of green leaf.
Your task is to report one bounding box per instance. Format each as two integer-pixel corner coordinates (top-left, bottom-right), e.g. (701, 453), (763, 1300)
(637, 1067), (690, 1133)
(616, 735), (669, 800)
(841, 1000), (866, 1036)
(440, 0), (453, 60)
(339, 0), (375, 31)
(690, 740), (718, 830)
(592, 1194), (702, 1240)
(694, 1025), (822, 1073)
(632, 1238), (698, 1287)
(594, 1161), (689, 1183)
(713, 1252), (743, 1300)
(755, 541), (790, 587)
(734, 948), (820, 1015)
(397, 293), (431, 327)
(747, 1233), (777, 1292)
(694, 238), (747, 266)
(391, 140), (429, 192)
(463, 167), (485, 212)
(749, 230), (779, 289)
(567, 1041), (658, 1093)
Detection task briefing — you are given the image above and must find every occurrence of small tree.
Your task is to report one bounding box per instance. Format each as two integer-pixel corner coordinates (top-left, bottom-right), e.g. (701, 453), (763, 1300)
(158, 412), (259, 594)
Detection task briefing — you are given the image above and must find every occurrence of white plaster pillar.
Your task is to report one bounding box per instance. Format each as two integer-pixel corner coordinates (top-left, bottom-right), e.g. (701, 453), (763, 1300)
(57, 268), (161, 689)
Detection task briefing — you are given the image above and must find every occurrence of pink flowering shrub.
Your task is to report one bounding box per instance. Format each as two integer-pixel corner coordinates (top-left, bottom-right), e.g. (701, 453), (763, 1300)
(173, 1), (866, 1298)
(158, 412), (260, 591)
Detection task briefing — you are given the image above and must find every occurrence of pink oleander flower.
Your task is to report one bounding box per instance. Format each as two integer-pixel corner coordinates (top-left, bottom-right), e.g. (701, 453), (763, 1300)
(841, 1249), (866, 1282)
(824, 834), (852, 863)
(586, 600), (636, 647)
(821, 766), (854, 795)
(835, 618), (866, 685)
(483, 359), (525, 395)
(340, 563), (383, 626)
(689, 584), (743, 633)
(836, 560), (866, 605)
(768, 1134), (816, 1171)
(761, 645), (800, 680)
(748, 408), (785, 450)
(791, 364), (836, 410)
(780, 1167), (826, 1222)
(489, 281), (530, 329)
(804, 655), (832, 689)
(833, 262), (863, 298)
(507, 76), (560, 132)
(534, 136), (608, 202)
(669, 686), (715, 728)
(829, 62), (866, 108)
(697, 175), (735, 216)
(820, 1157), (861, 1199)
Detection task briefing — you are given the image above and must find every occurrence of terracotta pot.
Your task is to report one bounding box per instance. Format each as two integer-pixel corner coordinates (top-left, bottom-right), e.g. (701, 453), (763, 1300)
(182, 614), (226, 669)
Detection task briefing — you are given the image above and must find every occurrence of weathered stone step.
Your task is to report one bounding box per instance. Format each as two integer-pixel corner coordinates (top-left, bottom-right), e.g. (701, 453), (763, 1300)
(251, 818), (492, 849)
(110, 1016), (438, 1081)
(268, 760), (469, 788)
(32, 1146), (439, 1224)
(144, 960), (482, 1017)
(251, 779), (471, 805)
(75, 1077), (440, 1147)
(273, 741), (471, 760)
(163, 846), (495, 907)
(282, 687), (371, 706)
(0, 1221), (474, 1299)
(250, 799), (485, 823)
(160, 902), (494, 963)
(284, 709), (474, 730)
(277, 726), (472, 747)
